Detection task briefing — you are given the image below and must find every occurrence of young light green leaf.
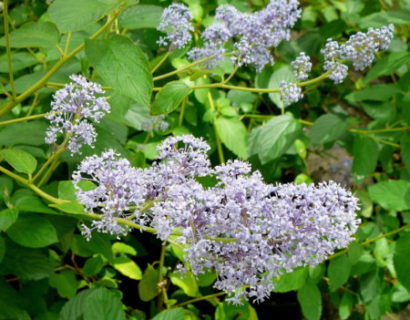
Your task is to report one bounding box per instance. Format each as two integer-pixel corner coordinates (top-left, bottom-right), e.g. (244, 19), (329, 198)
(49, 0), (119, 33)
(215, 116), (248, 159)
(310, 114), (347, 146)
(113, 256), (142, 280)
(7, 214), (58, 248)
(368, 180), (410, 211)
(151, 81), (192, 115)
(170, 270), (199, 297)
(297, 283), (322, 320)
(0, 149), (37, 175)
(138, 264), (160, 302)
(249, 113), (301, 164)
(86, 35), (153, 106)
(0, 21), (60, 48)
(119, 5), (164, 29)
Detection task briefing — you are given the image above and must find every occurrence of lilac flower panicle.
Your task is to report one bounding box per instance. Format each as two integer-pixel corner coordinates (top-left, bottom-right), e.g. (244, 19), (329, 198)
(45, 74), (110, 154)
(291, 52), (312, 80)
(75, 135), (360, 303)
(157, 3), (194, 49)
(279, 81), (303, 106)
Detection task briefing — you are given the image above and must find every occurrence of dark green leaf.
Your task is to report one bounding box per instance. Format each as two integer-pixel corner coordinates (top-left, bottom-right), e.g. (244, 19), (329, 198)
(401, 132), (410, 172)
(7, 214), (58, 248)
(60, 288), (97, 320)
(249, 113), (301, 164)
(86, 35), (153, 106)
(360, 268), (382, 303)
(0, 148), (37, 174)
(352, 134), (379, 183)
(84, 288), (126, 320)
(83, 255), (105, 276)
(328, 254), (351, 291)
(151, 81), (191, 115)
(297, 283), (322, 320)
(368, 180), (410, 211)
(138, 264), (160, 302)
(0, 208), (19, 231)
(0, 236), (4, 263)
(119, 5), (164, 29)
(49, 0), (119, 33)
(365, 52), (410, 83)
(0, 22), (60, 48)
(215, 117), (248, 159)
(394, 233), (410, 292)
(152, 308), (185, 320)
(310, 114), (347, 146)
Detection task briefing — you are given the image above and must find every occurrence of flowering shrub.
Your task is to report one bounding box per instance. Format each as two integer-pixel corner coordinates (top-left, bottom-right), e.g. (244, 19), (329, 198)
(0, 0), (409, 319)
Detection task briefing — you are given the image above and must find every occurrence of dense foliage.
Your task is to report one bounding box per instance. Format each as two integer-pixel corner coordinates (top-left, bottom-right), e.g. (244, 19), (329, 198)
(0, 0), (410, 319)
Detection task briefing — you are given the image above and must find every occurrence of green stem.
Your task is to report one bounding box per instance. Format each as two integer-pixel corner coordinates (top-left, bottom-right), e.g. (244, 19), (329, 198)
(207, 92), (225, 163)
(178, 97), (187, 127)
(3, 0), (16, 99)
(350, 127), (410, 134)
(0, 113), (50, 126)
(0, 165), (66, 204)
(151, 52), (171, 74)
(175, 291), (226, 308)
(0, 9), (121, 118)
(46, 82), (112, 91)
(158, 245), (168, 309)
(327, 224), (410, 261)
(63, 32), (72, 57)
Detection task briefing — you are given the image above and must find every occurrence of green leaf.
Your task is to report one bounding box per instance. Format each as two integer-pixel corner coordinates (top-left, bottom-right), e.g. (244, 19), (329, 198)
(0, 208), (19, 231)
(0, 149), (37, 174)
(352, 135), (379, 183)
(113, 256), (142, 280)
(119, 5), (164, 29)
(151, 81), (192, 115)
(170, 270), (199, 297)
(215, 302), (257, 320)
(49, 270), (78, 299)
(394, 233), (410, 292)
(328, 254), (351, 291)
(0, 52), (39, 73)
(60, 288), (97, 320)
(112, 242), (137, 256)
(7, 214), (58, 248)
(268, 66), (297, 109)
(249, 113), (301, 164)
(0, 121), (48, 147)
(297, 283), (322, 320)
(360, 268), (382, 303)
(0, 21), (60, 48)
(215, 117), (248, 159)
(401, 132), (410, 173)
(83, 255), (105, 276)
(339, 292), (355, 320)
(138, 264), (160, 302)
(345, 84), (400, 103)
(310, 114), (347, 146)
(365, 52), (410, 83)
(49, 0), (119, 33)
(273, 267), (309, 292)
(86, 35), (153, 106)
(152, 308), (185, 320)
(83, 288), (126, 320)
(368, 180), (410, 211)
(59, 180), (94, 201)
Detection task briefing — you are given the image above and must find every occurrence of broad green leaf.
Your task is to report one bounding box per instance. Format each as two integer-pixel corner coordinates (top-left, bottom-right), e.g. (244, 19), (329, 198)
(49, 270), (78, 299)
(113, 256), (142, 280)
(49, 0), (119, 33)
(119, 5), (164, 29)
(352, 134), (379, 183)
(170, 270), (199, 297)
(359, 11), (410, 28)
(0, 22), (60, 48)
(153, 308), (185, 320)
(0, 149), (37, 174)
(84, 288), (126, 320)
(394, 233), (410, 292)
(368, 180), (410, 211)
(360, 268), (382, 303)
(339, 292), (355, 320)
(7, 214), (58, 248)
(83, 255), (105, 276)
(365, 52), (410, 83)
(0, 52), (38, 73)
(401, 132), (410, 172)
(345, 84), (400, 103)
(273, 267), (309, 292)
(0, 176), (13, 200)
(72, 234), (114, 262)
(268, 66), (297, 109)
(215, 302), (257, 320)
(328, 254), (351, 291)
(151, 81), (192, 115)
(0, 208), (19, 231)
(60, 288), (97, 320)
(249, 114), (301, 164)
(297, 283), (322, 320)
(310, 114), (347, 146)
(138, 264), (160, 302)
(0, 121), (48, 147)
(58, 180), (94, 201)
(86, 35), (152, 106)
(215, 116), (248, 159)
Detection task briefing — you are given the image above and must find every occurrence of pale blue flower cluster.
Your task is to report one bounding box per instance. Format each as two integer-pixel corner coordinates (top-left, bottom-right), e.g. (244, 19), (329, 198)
(291, 52), (312, 81)
(279, 81), (303, 106)
(74, 134), (360, 303)
(45, 75), (110, 154)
